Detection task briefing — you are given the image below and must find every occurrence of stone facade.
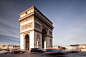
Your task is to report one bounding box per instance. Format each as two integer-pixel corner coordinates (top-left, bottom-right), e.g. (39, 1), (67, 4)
(18, 6), (54, 50)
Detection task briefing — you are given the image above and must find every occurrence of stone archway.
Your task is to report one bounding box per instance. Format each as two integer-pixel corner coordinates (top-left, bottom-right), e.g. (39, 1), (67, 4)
(25, 34), (29, 50)
(42, 29), (47, 49)
(18, 6), (54, 50)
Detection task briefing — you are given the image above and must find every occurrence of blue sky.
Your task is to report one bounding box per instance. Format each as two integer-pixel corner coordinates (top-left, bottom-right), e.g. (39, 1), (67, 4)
(0, 0), (86, 46)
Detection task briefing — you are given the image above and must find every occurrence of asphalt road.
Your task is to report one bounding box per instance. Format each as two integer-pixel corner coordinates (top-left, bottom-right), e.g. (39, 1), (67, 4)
(0, 51), (86, 57)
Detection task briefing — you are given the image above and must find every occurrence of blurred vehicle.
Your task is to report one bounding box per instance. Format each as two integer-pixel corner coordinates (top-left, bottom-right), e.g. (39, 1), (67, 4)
(0, 49), (8, 54)
(65, 46), (79, 52)
(29, 48), (43, 53)
(45, 49), (66, 55)
(10, 49), (24, 54)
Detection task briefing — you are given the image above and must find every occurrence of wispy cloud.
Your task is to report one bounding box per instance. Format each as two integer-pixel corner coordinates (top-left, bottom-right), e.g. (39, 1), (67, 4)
(0, 17), (20, 38)
(0, 34), (20, 45)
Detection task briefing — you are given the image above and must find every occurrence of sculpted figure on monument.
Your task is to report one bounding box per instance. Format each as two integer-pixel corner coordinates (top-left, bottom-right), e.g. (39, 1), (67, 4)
(35, 22), (41, 30)
(50, 39), (52, 47)
(36, 34), (40, 43)
(21, 22), (33, 30)
(49, 31), (52, 36)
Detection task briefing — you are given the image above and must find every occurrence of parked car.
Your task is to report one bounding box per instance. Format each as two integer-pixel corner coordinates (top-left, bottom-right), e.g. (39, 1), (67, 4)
(10, 49), (24, 54)
(0, 49), (8, 54)
(29, 48), (43, 53)
(45, 49), (66, 55)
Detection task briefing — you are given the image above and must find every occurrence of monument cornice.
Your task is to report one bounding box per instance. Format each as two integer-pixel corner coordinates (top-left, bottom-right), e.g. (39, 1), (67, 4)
(18, 12), (34, 22)
(34, 29), (42, 34)
(43, 35), (53, 38)
(19, 6), (34, 15)
(34, 29), (53, 38)
(20, 29), (34, 34)
(20, 29), (42, 34)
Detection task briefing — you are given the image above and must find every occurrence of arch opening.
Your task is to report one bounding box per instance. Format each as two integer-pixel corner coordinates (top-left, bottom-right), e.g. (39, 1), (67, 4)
(42, 29), (47, 49)
(25, 34), (29, 50)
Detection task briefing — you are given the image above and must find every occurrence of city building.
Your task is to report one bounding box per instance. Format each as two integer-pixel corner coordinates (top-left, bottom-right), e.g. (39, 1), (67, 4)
(53, 45), (65, 50)
(0, 45), (8, 50)
(53, 45), (60, 49)
(79, 44), (86, 50)
(0, 45), (20, 50)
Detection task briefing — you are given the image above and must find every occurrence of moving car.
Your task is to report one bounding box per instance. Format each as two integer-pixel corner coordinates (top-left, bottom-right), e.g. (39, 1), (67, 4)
(45, 49), (66, 55)
(0, 49), (8, 54)
(10, 49), (24, 54)
(29, 48), (43, 53)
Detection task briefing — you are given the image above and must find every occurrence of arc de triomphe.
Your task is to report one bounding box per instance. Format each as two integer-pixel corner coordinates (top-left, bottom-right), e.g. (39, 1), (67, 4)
(18, 6), (54, 50)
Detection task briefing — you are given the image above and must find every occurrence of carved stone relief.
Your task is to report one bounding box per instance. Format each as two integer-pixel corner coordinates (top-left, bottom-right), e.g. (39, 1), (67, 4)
(35, 22), (41, 30)
(42, 25), (45, 29)
(50, 39), (52, 47)
(21, 22), (33, 30)
(36, 34), (40, 42)
(49, 31), (52, 36)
